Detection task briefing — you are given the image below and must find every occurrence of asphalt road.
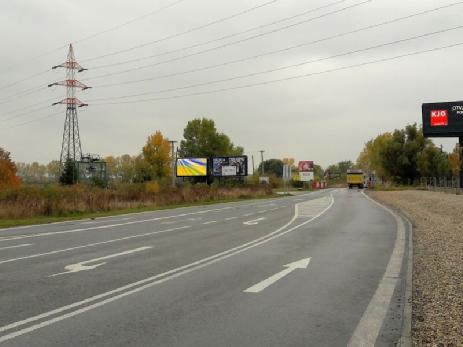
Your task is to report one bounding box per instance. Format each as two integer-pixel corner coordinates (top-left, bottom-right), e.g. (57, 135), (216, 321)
(0, 189), (410, 346)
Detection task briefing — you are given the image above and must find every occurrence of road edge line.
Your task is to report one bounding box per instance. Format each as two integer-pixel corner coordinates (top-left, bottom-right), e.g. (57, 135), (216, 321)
(0, 194), (334, 342)
(399, 215), (413, 347)
(348, 191), (408, 346)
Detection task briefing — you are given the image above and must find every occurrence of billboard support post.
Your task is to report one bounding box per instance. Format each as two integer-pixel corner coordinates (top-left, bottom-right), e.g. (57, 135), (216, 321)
(460, 136), (463, 188)
(259, 150), (265, 176)
(169, 140), (177, 188)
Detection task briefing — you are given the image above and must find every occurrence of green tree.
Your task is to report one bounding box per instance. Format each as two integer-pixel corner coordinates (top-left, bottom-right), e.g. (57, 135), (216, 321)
(257, 159), (284, 177)
(325, 161), (354, 181)
(59, 159), (77, 185)
(357, 133), (392, 181)
(178, 118), (243, 157)
(46, 160), (61, 182)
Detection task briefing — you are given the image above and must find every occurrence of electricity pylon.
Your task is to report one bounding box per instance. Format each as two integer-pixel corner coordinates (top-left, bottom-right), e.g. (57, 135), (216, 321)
(49, 44), (91, 167)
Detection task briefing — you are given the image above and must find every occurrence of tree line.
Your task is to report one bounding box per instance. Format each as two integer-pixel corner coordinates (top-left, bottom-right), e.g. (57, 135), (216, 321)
(356, 123), (460, 184)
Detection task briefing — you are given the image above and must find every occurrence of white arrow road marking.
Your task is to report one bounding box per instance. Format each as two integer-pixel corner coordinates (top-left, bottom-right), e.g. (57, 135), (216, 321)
(244, 258), (311, 293)
(0, 244), (32, 251)
(243, 218), (266, 226)
(50, 246), (152, 277)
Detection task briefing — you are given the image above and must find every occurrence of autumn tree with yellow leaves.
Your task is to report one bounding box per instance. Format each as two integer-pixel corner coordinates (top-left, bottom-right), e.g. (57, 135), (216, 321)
(142, 131), (172, 182)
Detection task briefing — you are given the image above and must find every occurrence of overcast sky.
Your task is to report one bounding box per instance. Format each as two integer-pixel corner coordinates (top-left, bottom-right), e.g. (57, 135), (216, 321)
(0, 0), (461, 168)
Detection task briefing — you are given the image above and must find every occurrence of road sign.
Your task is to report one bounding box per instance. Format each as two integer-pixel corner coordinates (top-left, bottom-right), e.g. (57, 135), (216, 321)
(283, 165), (292, 181)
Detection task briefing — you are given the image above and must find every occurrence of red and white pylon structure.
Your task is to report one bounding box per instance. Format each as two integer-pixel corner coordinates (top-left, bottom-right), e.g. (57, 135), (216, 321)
(49, 44), (91, 167)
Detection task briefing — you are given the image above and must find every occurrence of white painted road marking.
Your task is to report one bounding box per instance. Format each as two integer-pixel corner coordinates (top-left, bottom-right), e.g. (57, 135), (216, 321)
(0, 244), (32, 251)
(348, 191), (406, 346)
(244, 258), (311, 293)
(0, 195), (334, 343)
(243, 218), (266, 226)
(81, 218), (131, 225)
(0, 226), (190, 265)
(0, 206), (236, 242)
(50, 247), (152, 277)
(225, 217), (237, 221)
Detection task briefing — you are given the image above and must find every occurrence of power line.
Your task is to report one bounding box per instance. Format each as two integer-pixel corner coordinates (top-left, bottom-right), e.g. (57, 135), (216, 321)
(73, 0), (190, 45)
(4, 110), (63, 129)
(93, 6), (463, 90)
(88, 25), (463, 102)
(84, 0), (372, 81)
(0, 0), (190, 85)
(82, 0), (286, 63)
(0, 105), (52, 122)
(0, 99), (54, 120)
(0, 69), (50, 91)
(87, 0), (351, 68)
(91, 41), (463, 106)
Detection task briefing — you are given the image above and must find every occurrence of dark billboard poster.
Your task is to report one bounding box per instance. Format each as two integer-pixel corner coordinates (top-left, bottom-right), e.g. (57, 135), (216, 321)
(422, 101), (463, 137)
(212, 156), (248, 177)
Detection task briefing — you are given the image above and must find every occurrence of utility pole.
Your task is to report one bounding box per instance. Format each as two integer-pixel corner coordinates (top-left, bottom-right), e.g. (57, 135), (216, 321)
(49, 44), (91, 169)
(170, 140), (177, 187)
(259, 150), (265, 176)
(251, 155), (255, 175)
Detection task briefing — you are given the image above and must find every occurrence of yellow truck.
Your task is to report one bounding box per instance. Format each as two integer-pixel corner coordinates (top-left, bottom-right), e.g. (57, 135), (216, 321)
(347, 169), (364, 189)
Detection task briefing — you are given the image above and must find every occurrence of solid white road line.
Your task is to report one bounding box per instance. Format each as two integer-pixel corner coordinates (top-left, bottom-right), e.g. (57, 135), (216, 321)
(203, 221), (217, 225)
(0, 244), (32, 251)
(0, 226), (190, 265)
(348, 191), (406, 346)
(0, 206), (236, 243)
(244, 258), (311, 293)
(243, 218), (266, 226)
(50, 247), (152, 277)
(0, 195), (334, 342)
(81, 218), (131, 225)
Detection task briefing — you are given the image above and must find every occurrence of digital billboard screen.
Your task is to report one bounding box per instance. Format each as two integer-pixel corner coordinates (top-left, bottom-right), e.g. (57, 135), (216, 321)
(176, 158), (208, 177)
(422, 101), (463, 137)
(212, 156), (248, 177)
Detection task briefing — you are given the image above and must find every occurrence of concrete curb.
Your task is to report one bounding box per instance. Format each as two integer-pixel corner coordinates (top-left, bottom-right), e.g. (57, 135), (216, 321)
(399, 215), (413, 347)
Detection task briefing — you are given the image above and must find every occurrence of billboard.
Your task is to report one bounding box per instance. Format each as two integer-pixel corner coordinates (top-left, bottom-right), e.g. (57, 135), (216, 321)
(299, 171), (314, 182)
(298, 161), (314, 172)
(212, 156), (248, 177)
(176, 158), (208, 177)
(422, 101), (463, 137)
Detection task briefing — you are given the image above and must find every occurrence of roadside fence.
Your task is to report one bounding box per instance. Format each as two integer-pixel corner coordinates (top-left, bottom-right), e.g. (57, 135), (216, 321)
(418, 177), (462, 195)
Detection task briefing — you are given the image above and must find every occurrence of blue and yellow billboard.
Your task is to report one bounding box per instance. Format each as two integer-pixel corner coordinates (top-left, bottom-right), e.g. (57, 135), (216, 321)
(176, 158), (208, 177)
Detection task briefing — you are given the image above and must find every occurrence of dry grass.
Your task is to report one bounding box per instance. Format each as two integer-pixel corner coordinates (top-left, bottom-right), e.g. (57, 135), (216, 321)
(0, 183), (272, 219)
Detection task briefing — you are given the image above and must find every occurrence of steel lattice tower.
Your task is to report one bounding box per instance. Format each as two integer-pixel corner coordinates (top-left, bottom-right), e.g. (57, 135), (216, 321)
(49, 44), (91, 167)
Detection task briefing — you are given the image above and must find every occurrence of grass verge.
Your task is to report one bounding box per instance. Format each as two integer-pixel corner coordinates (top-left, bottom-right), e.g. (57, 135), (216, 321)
(0, 193), (280, 230)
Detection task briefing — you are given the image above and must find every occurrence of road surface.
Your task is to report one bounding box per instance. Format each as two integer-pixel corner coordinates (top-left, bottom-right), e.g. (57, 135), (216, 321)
(0, 189), (410, 346)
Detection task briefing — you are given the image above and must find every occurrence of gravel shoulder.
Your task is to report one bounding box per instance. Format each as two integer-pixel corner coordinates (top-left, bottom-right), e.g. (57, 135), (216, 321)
(369, 190), (463, 346)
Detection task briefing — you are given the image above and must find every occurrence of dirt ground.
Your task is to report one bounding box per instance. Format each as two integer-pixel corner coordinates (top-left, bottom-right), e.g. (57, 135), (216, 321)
(370, 190), (463, 346)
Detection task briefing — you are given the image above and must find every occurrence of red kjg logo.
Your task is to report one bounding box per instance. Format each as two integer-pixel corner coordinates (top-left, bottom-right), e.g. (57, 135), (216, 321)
(430, 110), (448, 127)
